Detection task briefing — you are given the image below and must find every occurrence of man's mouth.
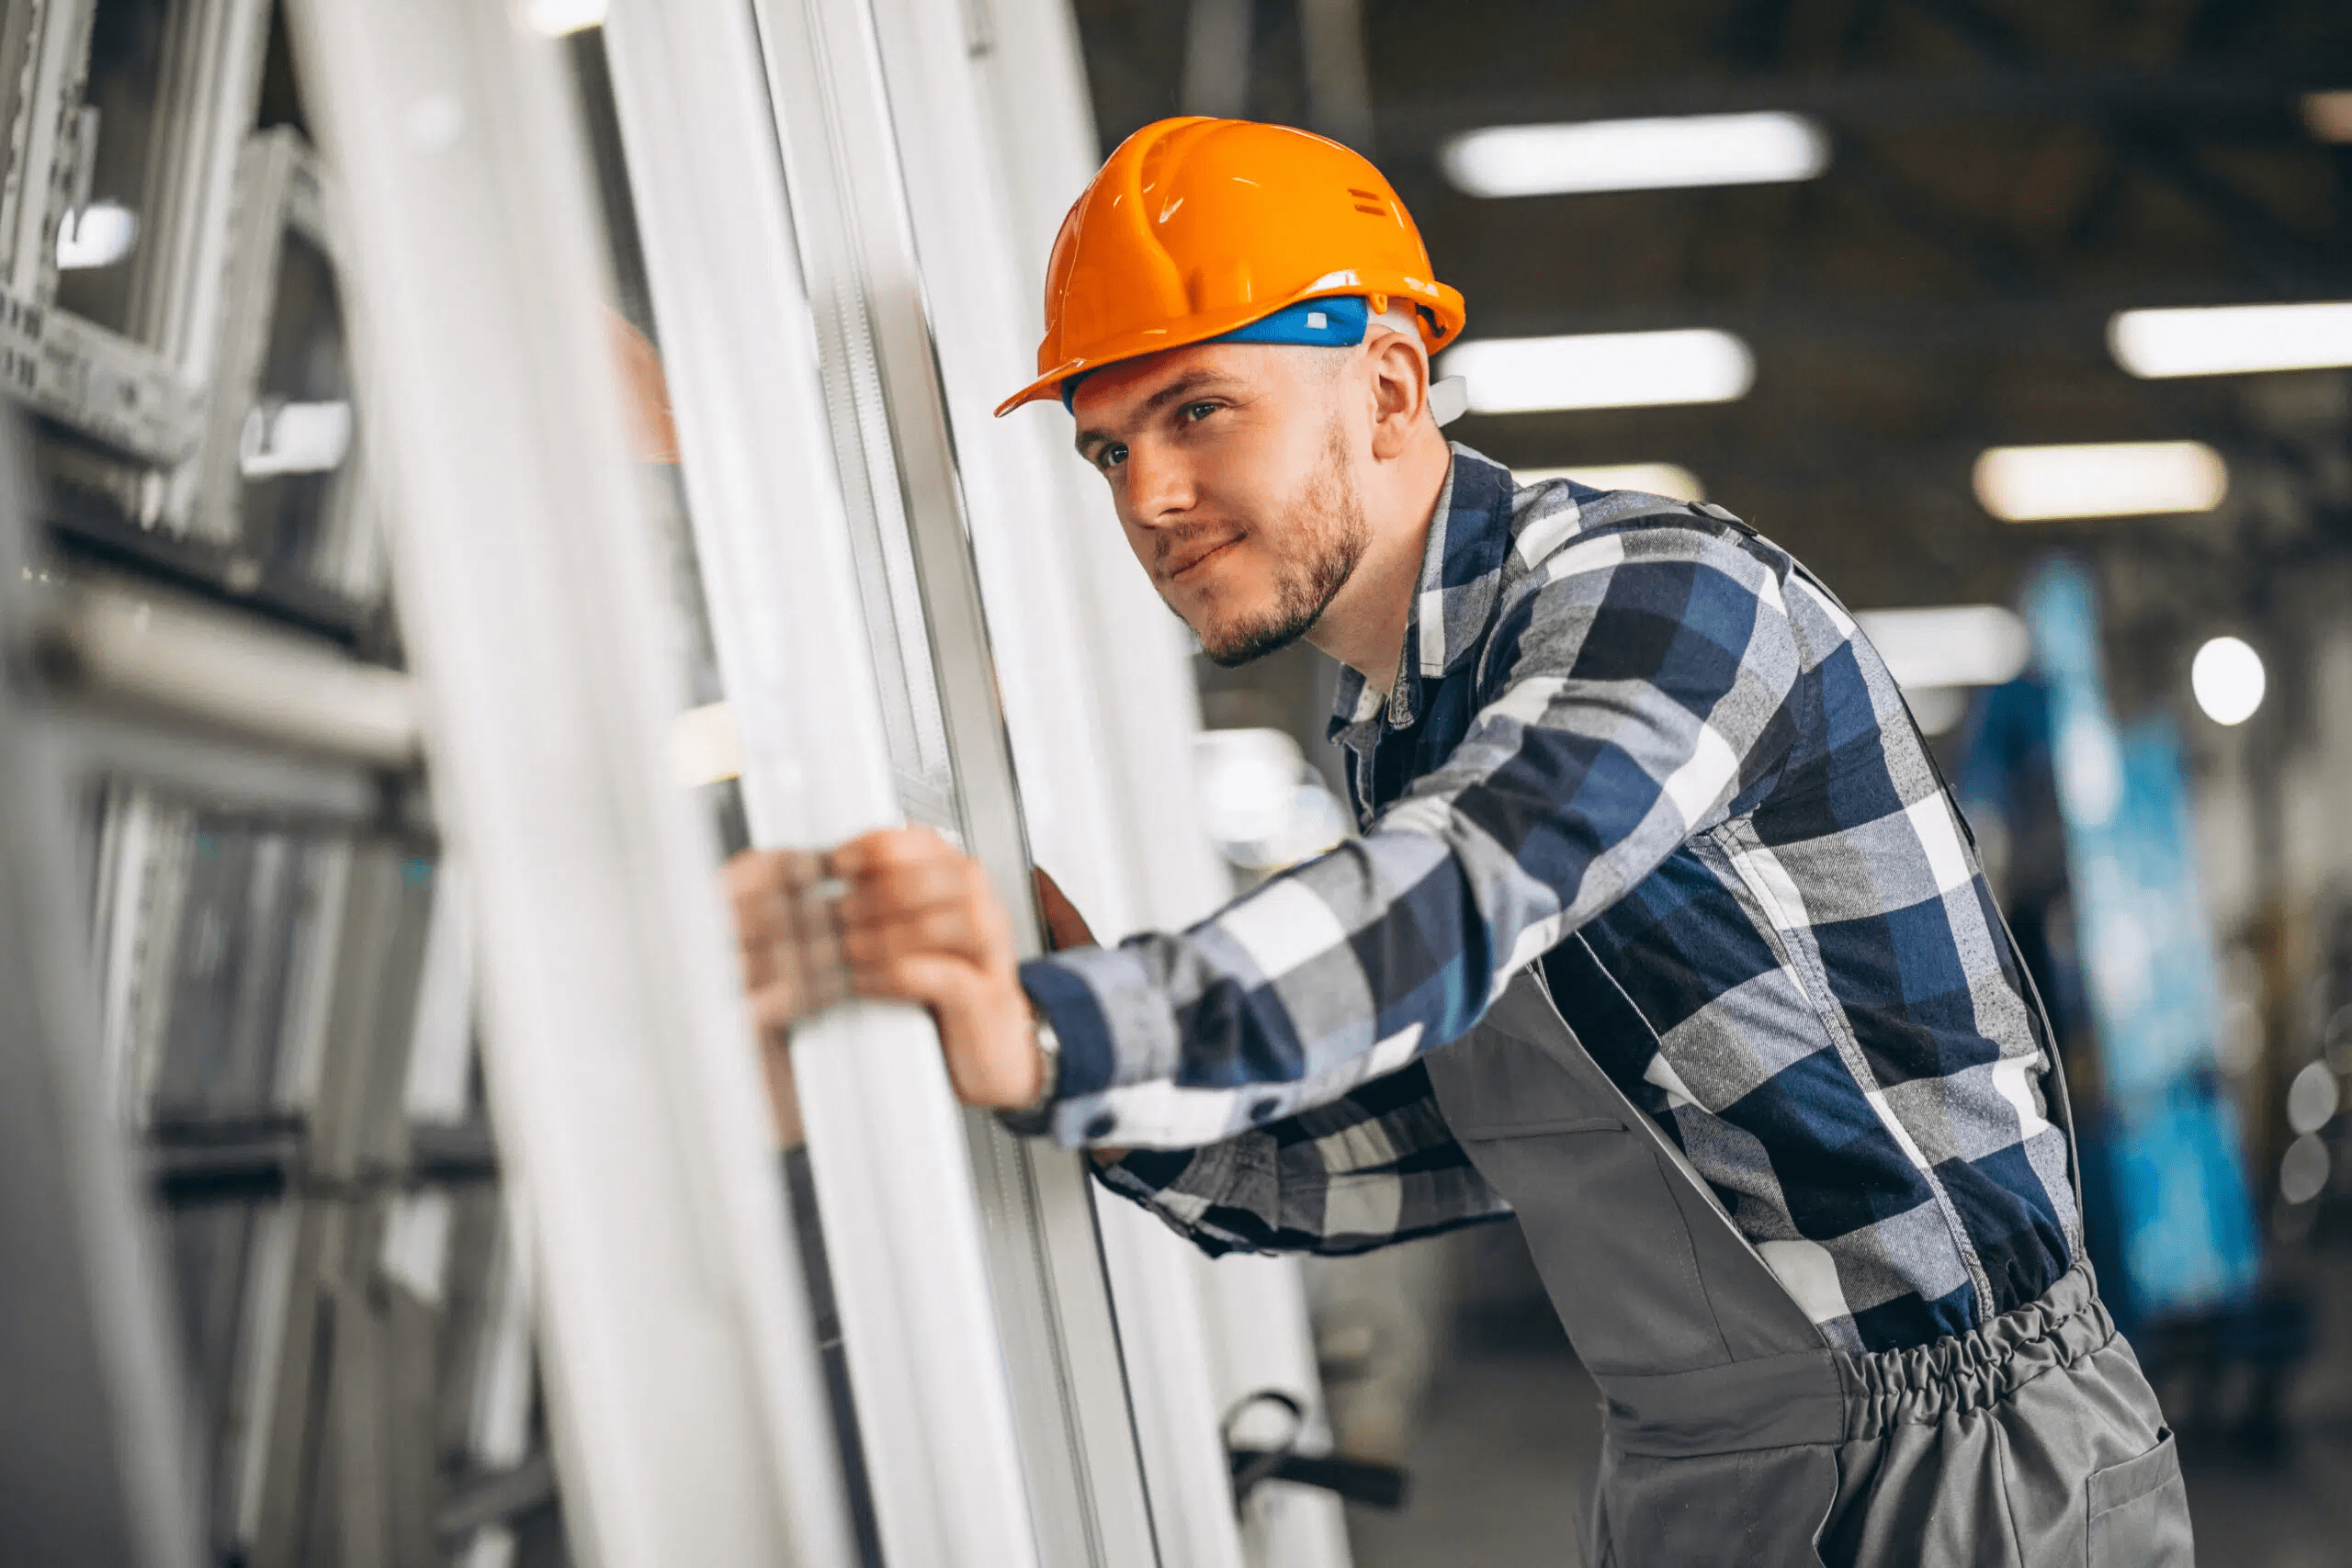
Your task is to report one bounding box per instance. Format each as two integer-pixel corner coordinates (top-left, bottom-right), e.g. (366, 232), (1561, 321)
(1165, 536), (1241, 583)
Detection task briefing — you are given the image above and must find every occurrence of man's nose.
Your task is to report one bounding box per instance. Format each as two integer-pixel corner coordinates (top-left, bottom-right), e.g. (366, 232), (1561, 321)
(1121, 442), (1194, 527)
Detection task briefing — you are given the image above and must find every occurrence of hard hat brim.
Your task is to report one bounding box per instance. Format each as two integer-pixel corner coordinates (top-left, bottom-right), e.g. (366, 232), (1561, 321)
(993, 278), (1464, 418)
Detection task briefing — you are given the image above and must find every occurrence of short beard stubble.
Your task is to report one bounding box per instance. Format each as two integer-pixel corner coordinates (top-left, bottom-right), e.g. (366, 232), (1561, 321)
(1194, 420), (1369, 669)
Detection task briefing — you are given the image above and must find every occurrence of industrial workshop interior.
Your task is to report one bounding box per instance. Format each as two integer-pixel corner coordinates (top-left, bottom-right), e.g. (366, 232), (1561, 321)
(6, 0), (2352, 1563)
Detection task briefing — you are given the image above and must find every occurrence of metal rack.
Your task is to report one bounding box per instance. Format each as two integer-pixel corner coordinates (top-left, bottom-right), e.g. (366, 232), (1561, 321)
(0, 414), (203, 1568)
(0, 4), (578, 1564)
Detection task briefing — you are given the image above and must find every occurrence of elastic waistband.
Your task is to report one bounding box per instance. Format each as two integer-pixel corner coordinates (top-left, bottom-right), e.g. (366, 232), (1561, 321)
(1837, 1259), (2111, 1442)
(1592, 1262), (2113, 1460)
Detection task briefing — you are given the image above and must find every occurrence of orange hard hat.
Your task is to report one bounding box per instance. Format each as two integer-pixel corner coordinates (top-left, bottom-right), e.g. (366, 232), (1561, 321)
(995, 117), (1465, 417)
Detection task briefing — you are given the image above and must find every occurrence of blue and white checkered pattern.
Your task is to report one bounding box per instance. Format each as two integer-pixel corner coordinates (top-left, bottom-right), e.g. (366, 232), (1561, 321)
(1019, 444), (2080, 1353)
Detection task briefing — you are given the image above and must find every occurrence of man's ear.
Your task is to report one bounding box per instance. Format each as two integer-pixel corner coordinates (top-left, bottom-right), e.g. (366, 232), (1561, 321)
(1366, 330), (1430, 460)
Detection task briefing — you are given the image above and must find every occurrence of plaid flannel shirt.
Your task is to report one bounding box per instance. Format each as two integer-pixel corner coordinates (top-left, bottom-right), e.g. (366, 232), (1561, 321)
(1019, 444), (2079, 1352)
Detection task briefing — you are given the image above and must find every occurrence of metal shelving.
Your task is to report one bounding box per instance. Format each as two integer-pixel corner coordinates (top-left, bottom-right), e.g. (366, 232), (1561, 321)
(0, 5), (573, 1564)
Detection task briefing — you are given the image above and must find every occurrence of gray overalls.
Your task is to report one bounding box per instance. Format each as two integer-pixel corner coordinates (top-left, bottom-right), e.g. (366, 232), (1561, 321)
(1424, 946), (2195, 1567)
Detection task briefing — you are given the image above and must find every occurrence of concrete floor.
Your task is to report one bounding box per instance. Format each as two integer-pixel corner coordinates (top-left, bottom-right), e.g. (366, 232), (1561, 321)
(1341, 1222), (2352, 1568)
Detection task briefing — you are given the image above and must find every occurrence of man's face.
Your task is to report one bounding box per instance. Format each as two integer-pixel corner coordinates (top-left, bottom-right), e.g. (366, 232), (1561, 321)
(1070, 342), (1368, 667)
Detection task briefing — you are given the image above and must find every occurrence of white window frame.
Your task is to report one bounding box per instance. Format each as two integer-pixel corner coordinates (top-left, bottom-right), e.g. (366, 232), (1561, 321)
(944, 4), (1356, 1563)
(280, 4), (861, 1564)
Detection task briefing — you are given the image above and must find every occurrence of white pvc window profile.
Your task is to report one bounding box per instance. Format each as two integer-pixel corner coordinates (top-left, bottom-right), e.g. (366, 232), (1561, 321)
(865, 6), (1307, 1561)
(718, 0), (1179, 1557)
(951, 5), (1355, 1562)
(595, 2), (1053, 1564)
(280, 4), (858, 1565)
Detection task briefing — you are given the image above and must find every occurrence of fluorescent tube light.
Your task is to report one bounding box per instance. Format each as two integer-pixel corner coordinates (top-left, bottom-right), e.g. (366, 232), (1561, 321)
(1851, 605), (2030, 692)
(2301, 92), (2352, 143)
(2109, 300), (2352, 378)
(1442, 112), (1830, 198)
(1903, 687), (1970, 737)
(1441, 330), (1755, 414)
(1513, 463), (1705, 502)
(1973, 441), (2227, 522)
(2191, 637), (2265, 726)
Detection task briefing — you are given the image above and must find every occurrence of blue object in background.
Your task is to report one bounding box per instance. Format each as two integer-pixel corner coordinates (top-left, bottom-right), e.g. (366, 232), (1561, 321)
(1999, 561), (2260, 1320)
(2107, 1085), (2262, 1315)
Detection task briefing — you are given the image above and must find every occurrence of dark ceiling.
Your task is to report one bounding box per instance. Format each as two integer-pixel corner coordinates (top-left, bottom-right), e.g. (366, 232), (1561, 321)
(1069, 0), (2352, 618)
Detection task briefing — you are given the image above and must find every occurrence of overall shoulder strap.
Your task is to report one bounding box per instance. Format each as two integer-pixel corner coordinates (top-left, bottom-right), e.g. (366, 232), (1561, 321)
(1521, 948), (1835, 1350)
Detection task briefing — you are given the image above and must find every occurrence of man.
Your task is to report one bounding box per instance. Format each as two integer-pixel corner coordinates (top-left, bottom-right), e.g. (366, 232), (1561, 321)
(730, 117), (2190, 1565)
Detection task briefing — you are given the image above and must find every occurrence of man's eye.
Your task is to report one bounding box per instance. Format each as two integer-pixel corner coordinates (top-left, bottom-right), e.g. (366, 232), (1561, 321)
(1098, 443), (1127, 470)
(1182, 401), (1218, 422)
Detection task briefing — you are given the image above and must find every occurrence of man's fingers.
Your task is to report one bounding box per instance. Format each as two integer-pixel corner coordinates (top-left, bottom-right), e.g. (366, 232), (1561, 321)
(726, 846), (826, 915)
(728, 832), (1019, 1078)
(826, 825), (954, 878)
(835, 852), (1013, 971)
(835, 855), (975, 928)
(724, 843), (824, 887)
(841, 902), (993, 970)
(848, 945), (954, 999)
(760, 1031), (805, 1149)
(729, 848), (830, 969)
(725, 844), (851, 1021)
(1034, 866), (1096, 952)
(750, 979), (808, 1040)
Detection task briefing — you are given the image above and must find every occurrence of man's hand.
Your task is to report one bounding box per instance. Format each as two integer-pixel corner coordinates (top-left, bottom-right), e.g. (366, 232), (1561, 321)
(726, 847), (842, 1147)
(830, 828), (1040, 1110)
(1033, 862), (1097, 953)
(727, 830), (1098, 1141)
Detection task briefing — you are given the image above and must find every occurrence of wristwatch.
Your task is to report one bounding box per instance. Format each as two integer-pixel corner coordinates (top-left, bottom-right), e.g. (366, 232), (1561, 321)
(999, 1010), (1061, 1137)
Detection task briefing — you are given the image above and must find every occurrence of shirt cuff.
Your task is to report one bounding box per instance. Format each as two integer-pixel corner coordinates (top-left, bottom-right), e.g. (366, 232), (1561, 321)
(1017, 945), (1180, 1146)
(1017, 956), (1114, 1091)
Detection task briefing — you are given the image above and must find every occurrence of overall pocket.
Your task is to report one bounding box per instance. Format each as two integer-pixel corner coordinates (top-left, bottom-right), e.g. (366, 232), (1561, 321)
(2086, 1427), (2192, 1568)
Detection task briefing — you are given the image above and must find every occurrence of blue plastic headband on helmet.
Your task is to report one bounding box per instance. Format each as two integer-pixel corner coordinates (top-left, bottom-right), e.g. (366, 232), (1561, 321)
(1061, 294), (1374, 411)
(1212, 292), (1373, 346)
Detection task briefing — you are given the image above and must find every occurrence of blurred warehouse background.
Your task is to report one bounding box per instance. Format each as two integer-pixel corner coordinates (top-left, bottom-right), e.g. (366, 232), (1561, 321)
(1065, 2), (2352, 1562)
(9, 0), (2352, 1563)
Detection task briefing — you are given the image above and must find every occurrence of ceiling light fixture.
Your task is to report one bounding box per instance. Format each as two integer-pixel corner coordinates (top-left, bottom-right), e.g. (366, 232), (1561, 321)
(1973, 441), (2227, 522)
(1441, 112), (1831, 198)
(2109, 300), (2352, 378)
(2301, 91), (2352, 144)
(2191, 637), (2265, 727)
(1512, 463), (1706, 502)
(1851, 605), (2031, 693)
(1441, 330), (1755, 415)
